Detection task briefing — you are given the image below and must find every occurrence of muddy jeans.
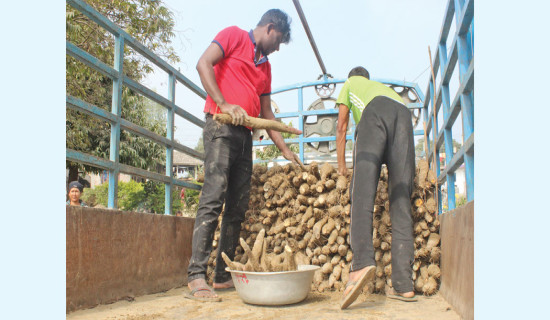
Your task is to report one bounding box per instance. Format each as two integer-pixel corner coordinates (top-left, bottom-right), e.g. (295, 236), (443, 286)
(187, 114), (252, 284)
(349, 96), (416, 293)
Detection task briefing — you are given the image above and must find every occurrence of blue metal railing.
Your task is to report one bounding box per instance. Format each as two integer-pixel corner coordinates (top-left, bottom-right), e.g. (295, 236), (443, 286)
(253, 78), (425, 163)
(66, 0), (205, 214)
(424, 0), (474, 212)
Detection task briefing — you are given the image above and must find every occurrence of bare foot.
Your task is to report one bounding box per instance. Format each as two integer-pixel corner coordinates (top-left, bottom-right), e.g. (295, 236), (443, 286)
(397, 291), (415, 298)
(213, 279), (234, 289)
(188, 278), (218, 299)
(386, 287), (417, 302)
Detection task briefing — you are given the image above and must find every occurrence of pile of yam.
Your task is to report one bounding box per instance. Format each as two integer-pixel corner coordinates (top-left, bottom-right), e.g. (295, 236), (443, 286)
(206, 159), (441, 296)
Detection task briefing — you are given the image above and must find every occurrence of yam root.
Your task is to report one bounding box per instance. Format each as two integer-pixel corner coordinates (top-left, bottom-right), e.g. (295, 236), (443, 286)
(213, 113), (300, 134)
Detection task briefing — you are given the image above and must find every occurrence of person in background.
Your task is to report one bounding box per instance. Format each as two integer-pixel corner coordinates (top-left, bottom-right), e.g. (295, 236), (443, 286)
(66, 181), (88, 207)
(185, 9), (300, 302)
(336, 67), (416, 309)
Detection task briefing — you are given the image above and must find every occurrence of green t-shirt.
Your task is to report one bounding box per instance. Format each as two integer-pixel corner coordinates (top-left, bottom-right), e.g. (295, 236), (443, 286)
(336, 76), (403, 124)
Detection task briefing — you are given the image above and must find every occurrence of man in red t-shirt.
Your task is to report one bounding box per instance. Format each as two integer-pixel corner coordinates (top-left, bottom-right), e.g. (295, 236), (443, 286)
(186, 9), (300, 301)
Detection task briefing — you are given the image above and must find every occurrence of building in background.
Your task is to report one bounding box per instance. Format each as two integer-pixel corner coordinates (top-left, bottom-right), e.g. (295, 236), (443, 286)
(173, 150), (203, 180)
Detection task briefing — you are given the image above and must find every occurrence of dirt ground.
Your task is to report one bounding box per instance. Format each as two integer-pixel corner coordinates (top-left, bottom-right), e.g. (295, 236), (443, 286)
(67, 287), (460, 320)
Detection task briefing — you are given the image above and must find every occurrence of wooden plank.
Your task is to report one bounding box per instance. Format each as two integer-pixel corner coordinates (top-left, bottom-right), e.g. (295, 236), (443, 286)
(66, 207), (196, 312)
(439, 201), (474, 320)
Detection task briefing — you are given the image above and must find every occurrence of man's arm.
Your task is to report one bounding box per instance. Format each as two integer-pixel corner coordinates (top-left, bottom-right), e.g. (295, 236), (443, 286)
(336, 103), (350, 175)
(196, 43), (248, 126)
(260, 95), (302, 164)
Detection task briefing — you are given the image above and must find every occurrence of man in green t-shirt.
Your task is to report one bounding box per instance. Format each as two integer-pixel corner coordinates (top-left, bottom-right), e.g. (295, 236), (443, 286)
(336, 67), (416, 309)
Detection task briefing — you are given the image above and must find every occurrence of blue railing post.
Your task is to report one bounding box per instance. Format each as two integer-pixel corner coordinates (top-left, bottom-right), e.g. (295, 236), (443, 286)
(108, 34), (124, 209)
(454, 0), (474, 202)
(165, 73), (176, 214)
(438, 41), (457, 211)
(298, 87), (304, 164)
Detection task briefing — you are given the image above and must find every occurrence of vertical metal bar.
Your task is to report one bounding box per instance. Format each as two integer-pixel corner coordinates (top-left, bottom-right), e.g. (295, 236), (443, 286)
(298, 87), (304, 163)
(423, 105), (430, 156)
(428, 66), (442, 214)
(108, 34), (124, 209)
(455, 0), (474, 202)
(292, 0), (328, 76)
(469, 21), (474, 55)
(165, 73), (176, 214)
(438, 42), (456, 211)
(428, 81), (439, 174)
(463, 94), (474, 201)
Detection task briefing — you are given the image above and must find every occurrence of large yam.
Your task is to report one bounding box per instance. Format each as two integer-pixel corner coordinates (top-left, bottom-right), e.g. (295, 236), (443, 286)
(337, 244), (348, 256)
(313, 216), (329, 240)
(251, 229), (265, 259)
(328, 229), (339, 245)
(422, 277), (438, 295)
(284, 245), (297, 271)
(321, 262), (333, 274)
(426, 233), (441, 249)
(240, 238), (261, 271)
(320, 162), (335, 181)
(322, 218), (336, 235)
(328, 205), (343, 218)
(427, 264), (441, 279)
(336, 176), (348, 191)
(333, 265), (342, 281)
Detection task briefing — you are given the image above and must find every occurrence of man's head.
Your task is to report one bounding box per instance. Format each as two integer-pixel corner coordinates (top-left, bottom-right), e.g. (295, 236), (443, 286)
(68, 181), (84, 203)
(348, 66), (370, 79)
(256, 9), (291, 56)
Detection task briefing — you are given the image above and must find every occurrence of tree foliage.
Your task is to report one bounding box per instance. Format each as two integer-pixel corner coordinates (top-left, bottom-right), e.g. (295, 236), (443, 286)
(81, 179), (183, 214)
(66, 0), (180, 180)
(254, 122), (300, 161)
(142, 180), (183, 214)
(194, 136), (204, 153)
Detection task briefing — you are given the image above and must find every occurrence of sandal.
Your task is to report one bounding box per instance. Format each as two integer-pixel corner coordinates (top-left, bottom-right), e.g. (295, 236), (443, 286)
(184, 286), (222, 302)
(386, 287), (418, 302)
(340, 265), (375, 309)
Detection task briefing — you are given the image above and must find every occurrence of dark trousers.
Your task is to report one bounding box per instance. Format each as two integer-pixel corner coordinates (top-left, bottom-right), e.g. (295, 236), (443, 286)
(187, 114), (252, 283)
(349, 96), (416, 293)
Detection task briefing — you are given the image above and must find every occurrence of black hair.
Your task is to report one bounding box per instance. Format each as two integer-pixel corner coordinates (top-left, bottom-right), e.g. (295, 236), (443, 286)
(257, 9), (292, 44)
(348, 66), (370, 79)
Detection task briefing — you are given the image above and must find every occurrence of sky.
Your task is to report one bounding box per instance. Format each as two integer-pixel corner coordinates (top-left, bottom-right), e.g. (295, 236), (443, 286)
(142, 0), (454, 149)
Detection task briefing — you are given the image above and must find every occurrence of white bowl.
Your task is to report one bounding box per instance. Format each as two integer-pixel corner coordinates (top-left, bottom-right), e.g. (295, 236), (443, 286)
(225, 265), (320, 306)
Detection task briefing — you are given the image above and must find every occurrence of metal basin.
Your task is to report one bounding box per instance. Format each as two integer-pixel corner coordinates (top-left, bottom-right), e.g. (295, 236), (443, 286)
(226, 265), (320, 306)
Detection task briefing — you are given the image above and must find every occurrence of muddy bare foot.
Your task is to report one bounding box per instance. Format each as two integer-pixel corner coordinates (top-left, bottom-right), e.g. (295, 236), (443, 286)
(213, 279), (234, 290)
(386, 287), (417, 302)
(186, 278), (220, 301)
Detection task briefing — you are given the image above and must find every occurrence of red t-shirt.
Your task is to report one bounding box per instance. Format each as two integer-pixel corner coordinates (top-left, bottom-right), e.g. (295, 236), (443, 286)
(203, 26), (272, 117)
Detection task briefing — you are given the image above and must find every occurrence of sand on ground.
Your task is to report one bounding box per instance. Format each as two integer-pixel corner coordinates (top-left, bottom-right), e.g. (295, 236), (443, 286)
(67, 287), (461, 320)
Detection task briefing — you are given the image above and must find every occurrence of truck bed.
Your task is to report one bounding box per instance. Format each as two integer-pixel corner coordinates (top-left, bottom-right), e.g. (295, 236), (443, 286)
(67, 287), (460, 320)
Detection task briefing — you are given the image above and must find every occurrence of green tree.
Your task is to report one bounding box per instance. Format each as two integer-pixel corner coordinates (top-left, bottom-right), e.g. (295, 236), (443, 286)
(142, 180), (183, 214)
(66, 0), (180, 182)
(81, 180), (145, 211)
(195, 136), (204, 153)
(255, 126), (300, 161)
